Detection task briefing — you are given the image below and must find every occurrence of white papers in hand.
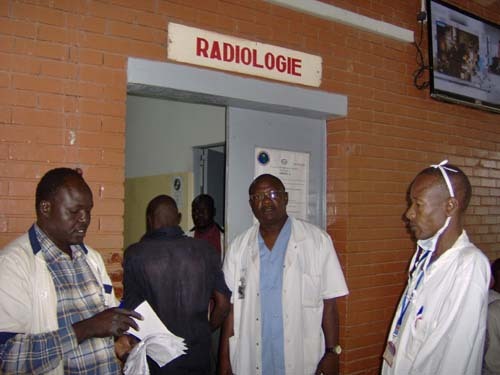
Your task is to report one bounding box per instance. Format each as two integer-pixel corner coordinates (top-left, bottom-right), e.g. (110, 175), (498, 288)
(124, 301), (187, 374)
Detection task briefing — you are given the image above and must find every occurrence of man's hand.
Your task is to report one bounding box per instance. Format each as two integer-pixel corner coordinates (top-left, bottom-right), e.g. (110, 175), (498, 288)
(73, 307), (143, 344)
(115, 334), (140, 362)
(314, 352), (339, 375)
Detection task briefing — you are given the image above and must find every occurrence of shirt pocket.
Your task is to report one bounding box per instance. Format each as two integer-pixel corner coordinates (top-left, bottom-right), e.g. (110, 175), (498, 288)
(406, 307), (427, 361)
(302, 274), (321, 307)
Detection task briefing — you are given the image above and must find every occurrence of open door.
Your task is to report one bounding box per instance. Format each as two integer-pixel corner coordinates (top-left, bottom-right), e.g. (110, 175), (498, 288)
(225, 107), (326, 243)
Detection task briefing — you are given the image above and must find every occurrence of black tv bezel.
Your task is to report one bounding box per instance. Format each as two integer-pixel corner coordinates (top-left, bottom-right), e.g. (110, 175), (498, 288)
(426, 0), (500, 114)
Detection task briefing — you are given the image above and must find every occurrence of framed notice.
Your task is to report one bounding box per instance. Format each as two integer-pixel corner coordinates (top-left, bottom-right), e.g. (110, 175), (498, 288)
(254, 147), (310, 220)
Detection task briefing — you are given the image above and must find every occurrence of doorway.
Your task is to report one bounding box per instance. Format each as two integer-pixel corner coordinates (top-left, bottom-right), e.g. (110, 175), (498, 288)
(126, 57), (347, 243)
(124, 96), (225, 247)
(193, 143), (226, 230)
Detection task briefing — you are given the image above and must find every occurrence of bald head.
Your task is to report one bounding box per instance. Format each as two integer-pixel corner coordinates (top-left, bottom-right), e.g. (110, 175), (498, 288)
(414, 163), (471, 213)
(146, 195), (181, 232)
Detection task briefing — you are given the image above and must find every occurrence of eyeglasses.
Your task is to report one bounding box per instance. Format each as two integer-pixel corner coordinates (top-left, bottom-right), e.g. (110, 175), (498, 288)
(249, 190), (286, 203)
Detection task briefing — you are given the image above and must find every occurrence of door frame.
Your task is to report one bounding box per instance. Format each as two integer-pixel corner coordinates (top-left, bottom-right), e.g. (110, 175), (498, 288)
(127, 58), (348, 235)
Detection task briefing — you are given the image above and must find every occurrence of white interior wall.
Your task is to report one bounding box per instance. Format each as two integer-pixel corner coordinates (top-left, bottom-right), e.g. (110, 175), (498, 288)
(125, 95), (225, 178)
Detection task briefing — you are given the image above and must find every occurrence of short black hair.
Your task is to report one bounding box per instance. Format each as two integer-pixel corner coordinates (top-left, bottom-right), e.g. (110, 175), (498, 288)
(192, 194), (215, 211)
(248, 174), (286, 195)
(35, 167), (89, 210)
(146, 194), (178, 219)
(416, 163), (472, 211)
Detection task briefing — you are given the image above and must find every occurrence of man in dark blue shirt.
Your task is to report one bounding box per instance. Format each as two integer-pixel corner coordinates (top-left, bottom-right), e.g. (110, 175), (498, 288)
(123, 195), (231, 374)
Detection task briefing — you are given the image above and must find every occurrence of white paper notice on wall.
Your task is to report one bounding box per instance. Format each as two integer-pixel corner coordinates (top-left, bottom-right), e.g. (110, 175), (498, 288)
(168, 22), (322, 87)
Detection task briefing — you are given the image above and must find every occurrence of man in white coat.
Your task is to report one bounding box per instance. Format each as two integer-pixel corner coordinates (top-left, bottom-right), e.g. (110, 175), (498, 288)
(219, 174), (348, 375)
(0, 167), (141, 374)
(382, 161), (490, 375)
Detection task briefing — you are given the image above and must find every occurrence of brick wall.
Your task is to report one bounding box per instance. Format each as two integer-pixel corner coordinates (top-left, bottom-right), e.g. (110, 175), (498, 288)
(1, 1), (499, 373)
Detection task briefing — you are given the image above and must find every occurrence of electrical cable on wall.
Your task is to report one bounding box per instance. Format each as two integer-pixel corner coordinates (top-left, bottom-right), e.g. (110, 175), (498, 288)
(413, 10), (430, 90)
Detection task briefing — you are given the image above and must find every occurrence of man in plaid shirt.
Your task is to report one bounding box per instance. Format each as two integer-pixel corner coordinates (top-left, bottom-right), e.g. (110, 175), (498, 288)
(0, 168), (141, 374)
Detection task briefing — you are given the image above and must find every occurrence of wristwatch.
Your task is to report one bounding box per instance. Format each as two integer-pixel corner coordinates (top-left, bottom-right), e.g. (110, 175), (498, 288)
(325, 345), (342, 355)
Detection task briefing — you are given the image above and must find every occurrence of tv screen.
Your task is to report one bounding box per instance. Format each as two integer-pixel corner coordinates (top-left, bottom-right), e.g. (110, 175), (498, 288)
(427, 0), (500, 113)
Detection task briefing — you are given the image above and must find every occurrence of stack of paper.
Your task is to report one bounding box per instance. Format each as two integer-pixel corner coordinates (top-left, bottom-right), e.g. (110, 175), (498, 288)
(123, 301), (187, 375)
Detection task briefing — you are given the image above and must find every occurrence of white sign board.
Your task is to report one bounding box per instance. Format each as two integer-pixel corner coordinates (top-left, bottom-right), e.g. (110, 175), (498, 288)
(254, 147), (310, 220)
(168, 23), (322, 87)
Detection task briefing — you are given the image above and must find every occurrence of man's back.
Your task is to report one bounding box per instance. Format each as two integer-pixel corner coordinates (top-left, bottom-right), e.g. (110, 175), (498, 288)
(123, 226), (221, 373)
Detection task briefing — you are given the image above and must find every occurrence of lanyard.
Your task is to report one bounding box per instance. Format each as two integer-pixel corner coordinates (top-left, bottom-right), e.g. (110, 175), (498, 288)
(392, 249), (430, 338)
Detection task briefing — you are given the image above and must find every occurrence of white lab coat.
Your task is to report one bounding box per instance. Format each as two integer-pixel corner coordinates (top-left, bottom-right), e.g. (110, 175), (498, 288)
(382, 231), (490, 375)
(0, 229), (117, 375)
(223, 218), (348, 375)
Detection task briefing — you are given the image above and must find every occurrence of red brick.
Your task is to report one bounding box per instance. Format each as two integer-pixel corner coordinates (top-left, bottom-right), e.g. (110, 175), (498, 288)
(0, 197), (33, 215)
(86, 2), (136, 23)
(67, 15), (106, 34)
(99, 216), (123, 232)
(12, 2), (65, 26)
(108, 20), (165, 44)
(8, 180), (37, 197)
(159, 2), (197, 23)
(135, 11), (166, 29)
(0, 34), (14, 52)
(103, 54), (126, 69)
(37, 24), (74, 44)
(0, 142), (9, 160)
(97, 183), (124, 199)
(84, 166), (124, 183)
(1, 124), (64, 144)
(127, 39), (164, 60)
(13, 73), (64, 94)
(7, 216), (34, 233)
(79, 65), (117, 86)
(34, 41), (68, 60)
(0, 88), (37, 107)
(78, 99), (125, 117)
(77, 129), (123, 149)
(0, 72), (10, 88)
(101, 149), (124, 166)
(6, 54), (41, 74)
(79, 33), (130, 55)
(9, 144), (66, 163)
(108, 0), (155, 13)
(0, 2), (7, 17)
(12, 107), (64, 127)
(0, 19), (37, 38)
(102, 85), (126, 101)
(75, 49), (104, 65)
(40, 60), (78, 79)
(64, 147), (102, 164)
(85, 233), (123, 249)
(64, 81), (104, 98)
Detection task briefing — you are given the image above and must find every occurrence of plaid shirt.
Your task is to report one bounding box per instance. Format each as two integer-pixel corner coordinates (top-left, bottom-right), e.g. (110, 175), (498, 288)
(0, 226), (120, 374)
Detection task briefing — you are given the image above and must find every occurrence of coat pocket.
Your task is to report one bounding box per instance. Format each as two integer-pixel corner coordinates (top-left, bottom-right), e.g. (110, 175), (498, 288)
(302, 274), (321, 307)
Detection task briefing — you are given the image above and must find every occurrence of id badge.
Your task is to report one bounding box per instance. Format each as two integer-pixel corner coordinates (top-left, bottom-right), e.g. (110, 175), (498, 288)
(383, 341), (396, 367)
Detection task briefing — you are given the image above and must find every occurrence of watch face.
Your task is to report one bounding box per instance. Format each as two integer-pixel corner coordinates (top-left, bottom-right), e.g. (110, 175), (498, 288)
(326, 345), (342, 355)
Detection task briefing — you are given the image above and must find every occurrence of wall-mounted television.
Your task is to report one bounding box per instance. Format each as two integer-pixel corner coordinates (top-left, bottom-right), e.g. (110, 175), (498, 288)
(427, 0), (500, 113)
